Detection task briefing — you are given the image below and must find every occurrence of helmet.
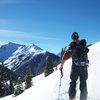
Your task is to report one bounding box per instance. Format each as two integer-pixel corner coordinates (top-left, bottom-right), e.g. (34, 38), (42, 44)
(71, 32), (79, 40)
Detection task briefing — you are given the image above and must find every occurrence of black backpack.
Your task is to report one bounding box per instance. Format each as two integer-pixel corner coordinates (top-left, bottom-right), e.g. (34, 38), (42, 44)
(69, 39), (89, 66)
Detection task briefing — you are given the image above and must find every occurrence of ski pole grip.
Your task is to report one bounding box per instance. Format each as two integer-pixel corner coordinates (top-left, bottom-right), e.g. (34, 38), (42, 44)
(60, 69), (63, 77)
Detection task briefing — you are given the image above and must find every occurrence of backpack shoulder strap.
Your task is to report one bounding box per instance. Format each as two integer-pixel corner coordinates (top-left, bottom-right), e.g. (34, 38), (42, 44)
(68, 41), (78, 55)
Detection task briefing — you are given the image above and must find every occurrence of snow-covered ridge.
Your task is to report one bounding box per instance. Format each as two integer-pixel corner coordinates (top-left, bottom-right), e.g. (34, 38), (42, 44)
(4, 42), (45, 70)
(89, 41), (100, 53)
(0, 42), (22, 61)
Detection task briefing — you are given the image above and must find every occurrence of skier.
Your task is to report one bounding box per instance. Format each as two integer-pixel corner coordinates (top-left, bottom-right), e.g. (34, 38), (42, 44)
(60, 32), (89, 100)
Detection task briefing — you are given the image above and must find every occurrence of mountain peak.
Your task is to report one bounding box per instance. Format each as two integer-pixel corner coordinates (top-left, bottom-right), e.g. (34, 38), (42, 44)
(27, 43), (43, 52)
(7, 42), (24, 47)
(8, 42), (17, 45)
(0, 42), (22, 61)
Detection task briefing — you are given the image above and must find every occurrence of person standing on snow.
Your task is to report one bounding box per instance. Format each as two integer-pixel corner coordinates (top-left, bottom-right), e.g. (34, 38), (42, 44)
(60, 32), (89, 100)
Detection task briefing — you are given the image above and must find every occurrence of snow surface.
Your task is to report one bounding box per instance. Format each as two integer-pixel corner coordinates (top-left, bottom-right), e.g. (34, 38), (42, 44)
(1, 42), (100, 100)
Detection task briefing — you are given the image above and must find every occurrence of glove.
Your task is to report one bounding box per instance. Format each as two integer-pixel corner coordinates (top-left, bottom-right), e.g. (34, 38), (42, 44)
(59, 65), (63, 77)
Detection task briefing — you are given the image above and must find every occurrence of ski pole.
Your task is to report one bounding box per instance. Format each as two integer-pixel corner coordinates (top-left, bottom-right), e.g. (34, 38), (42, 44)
(58, 70), (63, 100)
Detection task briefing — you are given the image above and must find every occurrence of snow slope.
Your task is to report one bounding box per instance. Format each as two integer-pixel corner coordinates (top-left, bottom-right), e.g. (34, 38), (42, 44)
(1, 41), (100, 100)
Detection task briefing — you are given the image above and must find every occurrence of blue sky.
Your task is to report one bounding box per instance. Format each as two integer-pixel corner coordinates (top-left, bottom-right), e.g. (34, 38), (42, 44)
(0, 0), (100, 54)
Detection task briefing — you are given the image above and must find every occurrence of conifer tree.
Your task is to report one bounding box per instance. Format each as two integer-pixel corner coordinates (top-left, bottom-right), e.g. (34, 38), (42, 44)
(0, 62), (8, 97)
(0, 62), (15, 97)
(0, 63), (4, 97)
(44, 56), (54, 77)
(25, 66), (32, 89)
(13, 77), (24, 96)
(9, 78), (14, 94)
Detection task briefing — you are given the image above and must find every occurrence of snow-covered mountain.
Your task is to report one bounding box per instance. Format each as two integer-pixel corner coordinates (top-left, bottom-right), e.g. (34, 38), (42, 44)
(0, 42), (23, 62)
(1, 41), (100, 100)
(1, 42), (60, 77)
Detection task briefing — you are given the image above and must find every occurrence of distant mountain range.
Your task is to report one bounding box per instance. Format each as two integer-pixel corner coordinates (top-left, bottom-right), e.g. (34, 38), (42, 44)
(0, 42), (60, 79)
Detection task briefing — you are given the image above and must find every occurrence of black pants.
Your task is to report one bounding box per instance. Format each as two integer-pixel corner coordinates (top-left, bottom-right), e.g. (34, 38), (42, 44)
(69, 64), (88, 100)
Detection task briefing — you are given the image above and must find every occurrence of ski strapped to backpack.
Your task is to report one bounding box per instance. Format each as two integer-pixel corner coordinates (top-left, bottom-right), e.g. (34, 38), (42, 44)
(68, 39), (89, 66)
